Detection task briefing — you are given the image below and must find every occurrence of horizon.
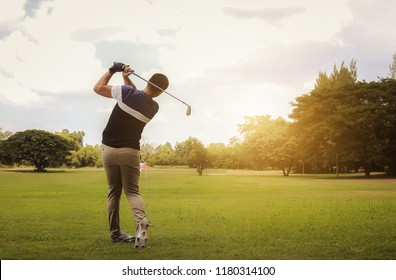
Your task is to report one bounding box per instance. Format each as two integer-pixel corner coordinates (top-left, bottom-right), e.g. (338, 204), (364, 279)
(1, 0), (395, 146)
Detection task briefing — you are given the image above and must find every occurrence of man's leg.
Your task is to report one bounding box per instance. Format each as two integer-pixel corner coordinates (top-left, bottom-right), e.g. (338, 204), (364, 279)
(101, 145), (123, 237)
(117, 147), (149, 248)
(117, 147), (146, 225)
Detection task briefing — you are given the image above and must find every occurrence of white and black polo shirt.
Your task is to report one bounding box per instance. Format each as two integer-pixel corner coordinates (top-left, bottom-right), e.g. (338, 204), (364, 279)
(102, 85), (159, 150)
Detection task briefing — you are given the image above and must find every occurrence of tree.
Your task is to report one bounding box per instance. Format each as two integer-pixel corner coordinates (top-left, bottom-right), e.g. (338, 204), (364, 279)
(68, 144), (102, 168)
(54, 129), (104, 168)
(290, 61), (357, 174)
(175, 137), (209, 175)
(0, 128), (13, 140)
(290, 61), (396, 176)
(227, 137), (245, 169)
(389, 53), (396, 79)
(207, 142), (229, 168)
(353, 79), (396, 175)
(0, 128), (13, 165)
(140, 142), (156, 165)
(1, 129), (73, 171)
(55, 129), (86, 167)
(151, 142), (175, 165)
(55, 129), (85, 150)
(239, 115), (295, 175)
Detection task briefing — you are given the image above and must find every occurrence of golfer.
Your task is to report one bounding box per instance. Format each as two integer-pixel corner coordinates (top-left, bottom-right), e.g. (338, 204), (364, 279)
(93, 62), (168, 248)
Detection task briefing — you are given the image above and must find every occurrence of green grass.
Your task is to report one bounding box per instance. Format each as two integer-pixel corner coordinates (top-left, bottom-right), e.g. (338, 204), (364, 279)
(0, 168), (395, 260)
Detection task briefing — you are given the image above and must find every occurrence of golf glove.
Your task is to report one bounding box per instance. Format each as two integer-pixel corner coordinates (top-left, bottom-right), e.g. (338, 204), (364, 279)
(109, 62), (126, 74)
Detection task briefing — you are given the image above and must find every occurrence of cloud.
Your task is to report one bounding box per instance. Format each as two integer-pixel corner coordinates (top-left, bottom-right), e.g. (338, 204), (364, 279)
(0, 1), (103, 107)
(222, 6), (306, 26)
(218, 0), (396, 91)
(330, 0), (396, 79)
(0, 19), (23, 40)
(24, 0), (54, 17)
(70, 27), (124, 43)
(339, 0), (396, 47)
(95, 40), (161, 73)
(1, 0), (395, 147)
(4, 30), (101, 93)
(0, 73), (42, 107)
(157, 28), (177, 37)
(0, 0), (25, 21)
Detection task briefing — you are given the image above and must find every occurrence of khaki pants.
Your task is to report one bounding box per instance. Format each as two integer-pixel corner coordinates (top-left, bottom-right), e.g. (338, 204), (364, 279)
(101, 144), (145, 237)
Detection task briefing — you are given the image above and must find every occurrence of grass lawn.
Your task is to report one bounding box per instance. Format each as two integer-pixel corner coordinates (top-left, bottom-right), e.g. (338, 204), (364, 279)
(0, 168), (395, 260)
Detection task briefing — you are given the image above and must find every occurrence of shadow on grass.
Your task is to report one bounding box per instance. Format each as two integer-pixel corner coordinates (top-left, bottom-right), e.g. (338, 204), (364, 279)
(289, 172), (395, 180)
(1, 168), (67, 174)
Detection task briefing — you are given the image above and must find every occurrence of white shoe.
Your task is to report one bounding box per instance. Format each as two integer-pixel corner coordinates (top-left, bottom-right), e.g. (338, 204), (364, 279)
(135, 218), (149, 248)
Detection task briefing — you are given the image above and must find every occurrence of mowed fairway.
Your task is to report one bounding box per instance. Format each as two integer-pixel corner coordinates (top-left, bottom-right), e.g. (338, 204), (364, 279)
(0, 168), (395, 260)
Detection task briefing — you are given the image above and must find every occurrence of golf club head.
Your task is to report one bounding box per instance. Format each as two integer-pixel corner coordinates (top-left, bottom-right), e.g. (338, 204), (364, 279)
(186, 106), (192, 116)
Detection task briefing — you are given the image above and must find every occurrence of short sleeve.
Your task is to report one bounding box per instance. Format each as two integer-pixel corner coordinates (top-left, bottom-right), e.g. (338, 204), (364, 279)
(111, 85), (122, 101)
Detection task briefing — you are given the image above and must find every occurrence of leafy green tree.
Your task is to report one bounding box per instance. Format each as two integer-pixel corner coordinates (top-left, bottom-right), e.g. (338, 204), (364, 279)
(290, 61), (358, 174)
(290, 61), (396, 176)
(348, 79), (396, 175)
(55, 129), (84, 150)
(239, 115), (295, 175)
(207, 142), (228, 168)
(239, 115), (271, 169)
(0, 128), (13, 166)
(381, 79), (396, 175)
(69, 144), (102, 168)
(151, 142), (175, 166)
(175, 137), (209, 175)
(206, 138), (246, 169)
(1, 129), (73, 171)
(55, 129), (86, 167)
(54, 129), (103, 168)
(0, 128), (13, 140)
(227, 137), (245, 169)
(140, 143), (156, 165)
(389, 53), (396, 79)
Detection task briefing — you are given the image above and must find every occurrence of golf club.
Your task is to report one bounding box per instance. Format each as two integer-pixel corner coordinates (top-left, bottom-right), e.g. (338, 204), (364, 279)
(129, 72), (192, 116)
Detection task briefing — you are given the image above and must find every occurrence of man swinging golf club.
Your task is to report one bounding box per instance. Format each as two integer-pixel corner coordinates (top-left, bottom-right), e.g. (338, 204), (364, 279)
(93, 62), (169, 248)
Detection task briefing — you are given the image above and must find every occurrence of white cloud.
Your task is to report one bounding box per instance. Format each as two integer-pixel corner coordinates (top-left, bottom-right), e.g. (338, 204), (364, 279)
(222, 6), (306, 27)
(0, 2), (104, 105)
(0, 73), (41, 107)
(0, 0), (25, 21)
(0, 29), (102, 93)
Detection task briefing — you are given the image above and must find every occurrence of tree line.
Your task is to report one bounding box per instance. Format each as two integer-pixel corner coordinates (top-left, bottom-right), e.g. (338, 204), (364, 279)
(1, 59), (395, 176)
(0, 129), (102, 171)
(144, 60), (396, 176)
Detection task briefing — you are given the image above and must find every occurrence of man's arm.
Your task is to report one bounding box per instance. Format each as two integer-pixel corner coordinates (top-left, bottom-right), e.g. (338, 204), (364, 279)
(93, 71), (113, 98)
(122, 66), (137, 90)
(93, 62), (128, 98)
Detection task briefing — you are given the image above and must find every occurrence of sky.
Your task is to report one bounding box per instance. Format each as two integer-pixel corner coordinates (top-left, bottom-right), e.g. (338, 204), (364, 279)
(1, 0), (395, 147)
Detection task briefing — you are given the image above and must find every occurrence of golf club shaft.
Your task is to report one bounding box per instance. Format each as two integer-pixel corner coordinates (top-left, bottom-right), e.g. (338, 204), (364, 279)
(129, 72), (190, 107)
